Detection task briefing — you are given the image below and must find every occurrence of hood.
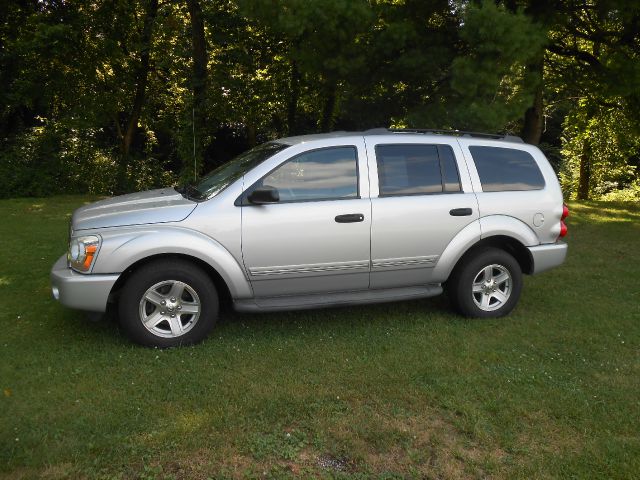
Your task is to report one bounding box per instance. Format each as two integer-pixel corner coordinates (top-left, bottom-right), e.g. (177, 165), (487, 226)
(73, 188), (198, 231)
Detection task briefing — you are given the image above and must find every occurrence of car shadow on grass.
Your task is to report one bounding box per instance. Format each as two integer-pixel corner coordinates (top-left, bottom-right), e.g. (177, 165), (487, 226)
(60, 292), (459, 348)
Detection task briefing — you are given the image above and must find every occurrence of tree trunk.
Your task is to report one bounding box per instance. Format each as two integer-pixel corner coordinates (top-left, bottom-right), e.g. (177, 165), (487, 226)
(287, 61), (300, 136)
(577, 139), (591, 200)
(521, 56), (544, 145)
(186, 0), (208, 179)
(246, 122), (257, 147)
(319, 84), (337, 133)
(116, 0), (159, 192)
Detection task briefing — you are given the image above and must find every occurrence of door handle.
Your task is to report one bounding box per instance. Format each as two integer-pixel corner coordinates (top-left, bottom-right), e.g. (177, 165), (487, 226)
(335, 213), (365, 223)
(449, 208), (473, 216)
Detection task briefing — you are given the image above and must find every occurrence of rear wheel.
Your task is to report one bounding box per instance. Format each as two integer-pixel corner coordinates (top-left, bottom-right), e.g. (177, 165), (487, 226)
(118, 259), (218, 347)
(447, 247), (522, 318)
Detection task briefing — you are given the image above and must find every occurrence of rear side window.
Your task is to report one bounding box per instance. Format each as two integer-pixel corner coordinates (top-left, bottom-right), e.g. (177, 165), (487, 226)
(469, 146), (545, 192)
(376, 144), (461, 196)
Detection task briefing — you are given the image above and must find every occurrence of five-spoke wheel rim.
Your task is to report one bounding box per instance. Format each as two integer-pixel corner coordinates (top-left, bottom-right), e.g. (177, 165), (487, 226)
(472, 264), (512, 312)
(138, 280), (201, 338)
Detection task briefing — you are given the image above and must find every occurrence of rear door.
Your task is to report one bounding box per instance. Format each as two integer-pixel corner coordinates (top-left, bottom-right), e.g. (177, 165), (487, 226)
(366, 137), (479, 288)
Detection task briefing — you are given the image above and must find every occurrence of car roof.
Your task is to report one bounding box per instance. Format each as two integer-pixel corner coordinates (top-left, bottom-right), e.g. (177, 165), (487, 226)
(276, 131), (361, 145)
(276, 128), (524, 146)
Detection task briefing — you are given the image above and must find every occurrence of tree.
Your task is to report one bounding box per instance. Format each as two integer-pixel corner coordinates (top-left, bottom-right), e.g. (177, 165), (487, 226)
(446, 1), (547, 132)
(114, 0), (160, 192)
(546, 0), (640, 198)
(1, 0), (639, 200)
(184, 0), (208, 180)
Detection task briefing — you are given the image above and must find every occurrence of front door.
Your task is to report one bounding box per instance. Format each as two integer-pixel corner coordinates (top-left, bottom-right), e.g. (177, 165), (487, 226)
(241, 142), (371, 297)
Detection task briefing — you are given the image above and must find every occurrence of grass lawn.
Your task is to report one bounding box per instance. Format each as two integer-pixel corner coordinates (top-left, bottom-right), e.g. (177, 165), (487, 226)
(0, 196), (638, 479)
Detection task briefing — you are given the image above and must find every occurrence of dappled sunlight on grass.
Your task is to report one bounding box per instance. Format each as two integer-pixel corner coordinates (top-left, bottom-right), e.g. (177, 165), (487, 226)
(567, 200), (640, 224)
(175, 411), (213, 435)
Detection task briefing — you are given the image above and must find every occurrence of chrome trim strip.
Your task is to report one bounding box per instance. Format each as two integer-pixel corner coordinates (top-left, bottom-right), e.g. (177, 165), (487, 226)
(372, 255), (439, 269)
(249, 260), (370, 277)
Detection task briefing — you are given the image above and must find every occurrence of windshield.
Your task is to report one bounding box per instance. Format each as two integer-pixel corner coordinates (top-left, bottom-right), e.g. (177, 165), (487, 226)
(180, 142), (289, 200)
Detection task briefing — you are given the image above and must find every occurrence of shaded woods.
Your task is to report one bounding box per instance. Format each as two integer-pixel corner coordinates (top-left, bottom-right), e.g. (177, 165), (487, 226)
(1, 0), (639, 200)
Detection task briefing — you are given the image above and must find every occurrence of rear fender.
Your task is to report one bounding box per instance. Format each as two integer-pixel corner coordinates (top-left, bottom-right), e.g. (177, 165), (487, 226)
(432, 215), (539, 282)
(431, 221), (482, 283)
(479, 215), (539, 246)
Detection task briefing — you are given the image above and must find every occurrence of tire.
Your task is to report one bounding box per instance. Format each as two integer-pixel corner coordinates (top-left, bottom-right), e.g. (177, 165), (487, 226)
(447, 247), (522, 318)
(118, 259), (219, 347)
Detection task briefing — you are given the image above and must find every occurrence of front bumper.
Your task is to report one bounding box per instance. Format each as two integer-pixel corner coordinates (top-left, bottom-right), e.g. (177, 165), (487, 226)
(50, 255), (120, 312)
(527, 241), (568, 275)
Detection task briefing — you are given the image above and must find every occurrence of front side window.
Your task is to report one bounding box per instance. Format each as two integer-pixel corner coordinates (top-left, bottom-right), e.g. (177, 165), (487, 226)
(376, 144), (462, 196)
(256, 146), (359, 202)
(469, 146), (545, 192)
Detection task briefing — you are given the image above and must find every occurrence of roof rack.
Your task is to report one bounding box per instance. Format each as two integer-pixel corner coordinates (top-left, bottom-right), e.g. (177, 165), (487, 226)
(363, 128), (524, 143)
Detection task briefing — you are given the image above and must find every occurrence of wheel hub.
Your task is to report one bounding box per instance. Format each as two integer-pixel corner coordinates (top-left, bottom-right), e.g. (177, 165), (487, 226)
(482, 279), (498, 293)
(472, 264), (512, 312)
(138, 280), (201, 338)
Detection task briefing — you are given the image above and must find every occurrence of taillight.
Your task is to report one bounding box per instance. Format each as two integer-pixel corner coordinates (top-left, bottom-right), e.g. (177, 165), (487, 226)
(559, 203), (569, 238)
(559, 221), (568, 237)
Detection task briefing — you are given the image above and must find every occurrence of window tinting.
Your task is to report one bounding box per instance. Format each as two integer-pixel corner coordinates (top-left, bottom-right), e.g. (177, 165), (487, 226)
(469, 146), (545, 192)
(438, 145), (462, 193)
(259, 146), (358, 202)
(376, 144), (461, 196)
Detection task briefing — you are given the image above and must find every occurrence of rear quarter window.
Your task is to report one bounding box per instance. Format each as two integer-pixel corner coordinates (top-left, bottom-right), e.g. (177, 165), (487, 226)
(469, 146), (545, 192)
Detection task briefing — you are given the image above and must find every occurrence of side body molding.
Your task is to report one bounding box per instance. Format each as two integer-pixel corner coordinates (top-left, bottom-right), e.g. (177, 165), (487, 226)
(431, 215), (540, 283)
(91, 226), (253, 299)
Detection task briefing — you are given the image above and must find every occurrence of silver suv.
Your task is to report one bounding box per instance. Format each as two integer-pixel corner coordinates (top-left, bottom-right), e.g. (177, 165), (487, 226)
(51, 129), (569, 347)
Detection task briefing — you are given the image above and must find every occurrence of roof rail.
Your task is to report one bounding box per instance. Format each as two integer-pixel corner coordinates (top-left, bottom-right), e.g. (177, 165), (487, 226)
(363, 128), (524, 143)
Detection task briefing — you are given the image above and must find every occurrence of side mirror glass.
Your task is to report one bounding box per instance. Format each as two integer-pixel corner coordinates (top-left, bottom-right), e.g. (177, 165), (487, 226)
(247, 185), (279, 205)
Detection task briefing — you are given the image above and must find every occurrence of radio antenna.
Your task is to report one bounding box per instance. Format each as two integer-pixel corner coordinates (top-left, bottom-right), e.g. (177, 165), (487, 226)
(192, 106), (197, 182)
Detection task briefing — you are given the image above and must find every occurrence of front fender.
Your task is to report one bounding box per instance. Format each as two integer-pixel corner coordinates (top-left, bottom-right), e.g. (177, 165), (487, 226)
(91, 226), (252, 299)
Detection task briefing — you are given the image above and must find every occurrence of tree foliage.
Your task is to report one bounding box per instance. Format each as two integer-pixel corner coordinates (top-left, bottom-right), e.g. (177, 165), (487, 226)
(0, 0), (638, 199)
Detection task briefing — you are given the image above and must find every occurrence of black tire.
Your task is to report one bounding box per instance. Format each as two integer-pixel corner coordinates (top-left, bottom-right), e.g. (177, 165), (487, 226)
(447, 247), (523, 318)
(118, 259), (218, 347)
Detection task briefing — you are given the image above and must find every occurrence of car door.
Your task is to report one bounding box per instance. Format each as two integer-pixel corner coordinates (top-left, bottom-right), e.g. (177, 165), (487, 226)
(367, 138), (479, 288)
(240, 140), (371, 297)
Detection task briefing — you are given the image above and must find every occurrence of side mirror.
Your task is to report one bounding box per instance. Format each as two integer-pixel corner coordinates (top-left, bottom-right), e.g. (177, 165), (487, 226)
(247, 185), (279, 205)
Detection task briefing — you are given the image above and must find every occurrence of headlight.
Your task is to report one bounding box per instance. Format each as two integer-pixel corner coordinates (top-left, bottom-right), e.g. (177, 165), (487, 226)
(68, 235), (100, 272)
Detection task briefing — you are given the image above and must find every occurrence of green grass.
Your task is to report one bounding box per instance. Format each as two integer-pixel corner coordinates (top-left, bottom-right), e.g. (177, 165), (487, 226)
(1, 196), (638, 479)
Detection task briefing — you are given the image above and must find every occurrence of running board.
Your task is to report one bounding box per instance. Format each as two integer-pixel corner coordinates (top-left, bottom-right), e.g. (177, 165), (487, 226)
(233, 284), (443, 313)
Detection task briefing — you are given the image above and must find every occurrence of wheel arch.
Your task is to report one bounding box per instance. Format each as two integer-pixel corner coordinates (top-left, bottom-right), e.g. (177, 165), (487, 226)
(432, 217), (536, 282)
(109, 253), (234, 308)
(451, 236), (534, 278)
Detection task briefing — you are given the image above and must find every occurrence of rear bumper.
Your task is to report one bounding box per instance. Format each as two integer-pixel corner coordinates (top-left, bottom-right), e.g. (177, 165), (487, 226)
(50, 255), (119, 312)
(527, 241), (568, 275)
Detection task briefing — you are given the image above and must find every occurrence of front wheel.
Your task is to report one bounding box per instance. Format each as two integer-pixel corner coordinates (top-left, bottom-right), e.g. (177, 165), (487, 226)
(118, 259), (218, 347)
(447, 248), (523, 318)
